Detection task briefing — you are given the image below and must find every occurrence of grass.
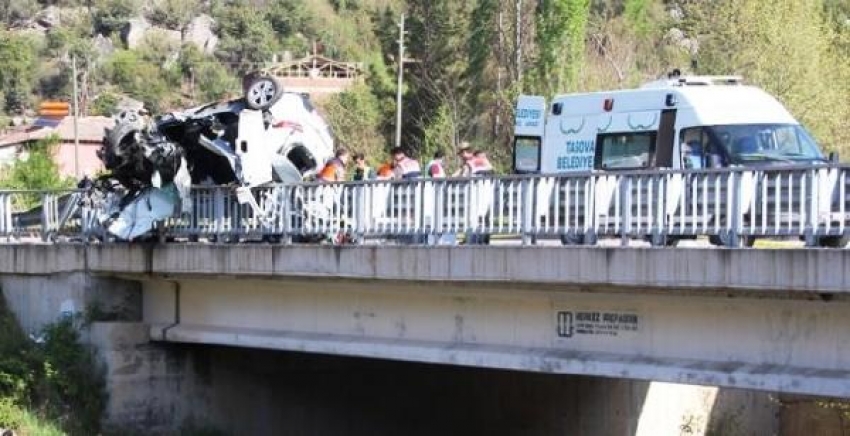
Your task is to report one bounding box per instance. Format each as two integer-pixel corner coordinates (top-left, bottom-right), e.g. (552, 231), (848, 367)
(0, 399), (64, 436)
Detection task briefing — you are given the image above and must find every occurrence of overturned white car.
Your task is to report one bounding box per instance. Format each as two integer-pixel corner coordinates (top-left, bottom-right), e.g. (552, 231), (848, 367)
(96, 77), (335, 240)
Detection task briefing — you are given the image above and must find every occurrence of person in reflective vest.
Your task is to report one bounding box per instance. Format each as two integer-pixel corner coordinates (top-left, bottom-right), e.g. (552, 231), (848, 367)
(454, 144), (475, 177)
(391, 147), (421, 180)
(376, 162), (395, 180)
(318, 148), (350, 182)
(425, 150), (446, 178)
(471, 150), (495, 176)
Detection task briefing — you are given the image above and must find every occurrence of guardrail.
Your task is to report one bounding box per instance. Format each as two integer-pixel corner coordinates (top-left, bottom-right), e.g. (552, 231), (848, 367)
(1, 165), (849, 247)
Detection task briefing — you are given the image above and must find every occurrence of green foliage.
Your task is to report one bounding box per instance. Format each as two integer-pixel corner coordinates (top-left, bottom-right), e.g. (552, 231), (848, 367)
(178, 44), (238, 102)
(92, 0), (139, 34)
(683, 0), (850, 154)
(104, 48), (175, 112)
(623, 0), (652, 36)
(91, 91), (121, 116)
(533, 0), (592, 96)
(0, 0), (39, 25)
(323, 84), (386, 160)
(213, 1), (279, 73)
(0, 399), (64, 436)
(0, 0), (847, 170)
(421, 104), (454, 162)
(196, 61), (238, 102)
(404, 0), (474, 156)
(0, 136), (73, 205)
(0, 31), (39, 114)
(0, 295), (104, 435)
(149, 0), (203, 30)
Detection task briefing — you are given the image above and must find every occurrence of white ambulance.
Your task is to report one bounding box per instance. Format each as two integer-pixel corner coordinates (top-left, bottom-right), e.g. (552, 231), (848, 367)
(512, 73), (844, 246)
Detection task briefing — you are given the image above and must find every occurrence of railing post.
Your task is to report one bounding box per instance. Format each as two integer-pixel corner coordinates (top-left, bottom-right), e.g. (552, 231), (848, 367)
(727, 171), (742, 247)
(620, 176), (631, 247)
(434, 180), (445, 245)
(40, 193), (50, 241)
(0, 193), (8, 236)
(520, 177), (533, 246)
(803, 168), (818, 247)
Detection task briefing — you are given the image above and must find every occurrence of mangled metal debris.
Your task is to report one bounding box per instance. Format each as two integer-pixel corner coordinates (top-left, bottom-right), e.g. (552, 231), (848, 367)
(95, 76), (335, 240)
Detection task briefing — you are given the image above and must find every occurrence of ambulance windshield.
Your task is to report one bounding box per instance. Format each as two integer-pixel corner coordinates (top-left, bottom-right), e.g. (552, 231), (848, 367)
(682, 124), (825, 168)
(712, 124), (824, 163)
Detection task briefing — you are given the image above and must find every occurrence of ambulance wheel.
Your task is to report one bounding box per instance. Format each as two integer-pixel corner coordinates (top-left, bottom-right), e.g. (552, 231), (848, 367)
(244, 76), (283, 110)
(561, 232), (595, 246)
(648, 234), (679, 247)
(817, 235), (850, 248)
(560, 234), (583, 245)
(262, 235), (283, 244)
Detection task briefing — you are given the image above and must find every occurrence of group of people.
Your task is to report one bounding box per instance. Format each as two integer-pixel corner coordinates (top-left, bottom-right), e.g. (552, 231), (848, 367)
(316, 142), (495, 183)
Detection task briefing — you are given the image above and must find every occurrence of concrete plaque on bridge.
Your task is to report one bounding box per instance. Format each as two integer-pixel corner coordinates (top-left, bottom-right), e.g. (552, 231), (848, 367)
(554, 310), (640, 340)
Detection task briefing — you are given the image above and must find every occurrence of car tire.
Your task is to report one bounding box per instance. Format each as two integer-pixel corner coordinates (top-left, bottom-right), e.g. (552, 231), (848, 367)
(244, 76), (284, 111)
(817, 235), (850, 248)
(709, 234), (755, 248)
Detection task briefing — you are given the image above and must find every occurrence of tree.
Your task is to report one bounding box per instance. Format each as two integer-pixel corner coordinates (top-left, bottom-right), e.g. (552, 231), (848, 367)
(404, 0), (475, 157)
(213, 1), (279, 73)
(92, 0), (138, 35)
(682, 0), (850, 154)
(322, 84), (386, 162)
(0, 31), (39, 114)
(532, 0), (591, 96)
(149, 0), (203, 32)
(103, 50), (171, 112)
(0, 136), (73, 209)
(0, 0), (38, 26)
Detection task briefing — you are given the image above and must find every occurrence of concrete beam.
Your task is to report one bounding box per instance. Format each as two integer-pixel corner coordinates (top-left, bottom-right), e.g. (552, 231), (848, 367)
(143, 277), (850, 398)
(0, 244), (848, 294)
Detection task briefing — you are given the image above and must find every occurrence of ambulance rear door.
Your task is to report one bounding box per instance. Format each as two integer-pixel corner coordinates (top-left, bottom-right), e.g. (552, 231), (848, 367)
(513, 95), (546, 174)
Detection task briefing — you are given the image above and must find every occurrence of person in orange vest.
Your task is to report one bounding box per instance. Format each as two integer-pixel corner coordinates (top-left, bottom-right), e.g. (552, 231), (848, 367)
(318, 148), (350, 182)
(425, 150), (446, 178)
(375, 162), (395, 180)
(391, 147), (421, 180)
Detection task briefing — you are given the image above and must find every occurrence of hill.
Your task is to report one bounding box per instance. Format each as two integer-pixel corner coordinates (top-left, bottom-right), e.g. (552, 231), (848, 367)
(0, 0), (848, 167)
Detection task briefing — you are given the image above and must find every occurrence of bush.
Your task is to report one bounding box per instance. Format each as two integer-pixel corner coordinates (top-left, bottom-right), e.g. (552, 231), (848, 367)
(0, 294), (105, 436)
(0, 135), (74, 202)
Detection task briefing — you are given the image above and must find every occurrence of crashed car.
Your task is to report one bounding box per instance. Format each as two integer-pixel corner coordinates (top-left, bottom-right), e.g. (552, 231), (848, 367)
(96, 76), (335, 240)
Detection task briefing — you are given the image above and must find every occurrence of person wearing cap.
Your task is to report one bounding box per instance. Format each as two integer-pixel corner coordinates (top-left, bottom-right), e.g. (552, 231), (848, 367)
(318, 148), (350, 182)
(425, 150), (446, 178)
(453, 143), (475, 177)
(391, 147), (421, 180)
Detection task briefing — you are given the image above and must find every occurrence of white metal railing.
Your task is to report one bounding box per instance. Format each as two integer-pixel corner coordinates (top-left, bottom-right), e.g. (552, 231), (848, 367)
(1, 165), (849, 247)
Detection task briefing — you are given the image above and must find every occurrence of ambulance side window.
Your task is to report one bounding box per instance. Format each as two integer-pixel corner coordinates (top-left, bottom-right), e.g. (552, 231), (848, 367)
(680, 128), (727, 169)
(594, 132), (656, 170)
(680, 128), (706, 169)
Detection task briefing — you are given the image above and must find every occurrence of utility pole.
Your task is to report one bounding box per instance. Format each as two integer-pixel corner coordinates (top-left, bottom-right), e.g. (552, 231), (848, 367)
(516, 0), (523, 85)
(71, 55), (80, 179)
(395, 13), (406, 148)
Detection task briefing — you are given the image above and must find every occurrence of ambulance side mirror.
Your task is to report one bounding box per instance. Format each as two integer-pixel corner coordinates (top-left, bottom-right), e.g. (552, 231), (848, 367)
(829, 152), (839, 163)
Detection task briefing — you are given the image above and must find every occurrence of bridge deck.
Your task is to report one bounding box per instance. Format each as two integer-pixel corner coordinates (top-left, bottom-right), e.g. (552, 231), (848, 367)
(1, 244), (847, 294)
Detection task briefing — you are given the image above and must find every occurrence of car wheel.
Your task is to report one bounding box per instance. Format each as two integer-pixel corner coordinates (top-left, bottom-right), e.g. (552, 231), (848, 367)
(709, 234), (755, 248)
(817, 235), (850, 248)
(244, 76), (284, 110)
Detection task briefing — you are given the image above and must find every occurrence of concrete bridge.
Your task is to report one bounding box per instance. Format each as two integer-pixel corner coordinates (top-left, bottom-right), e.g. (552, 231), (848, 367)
(3, 243), (849, 401)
